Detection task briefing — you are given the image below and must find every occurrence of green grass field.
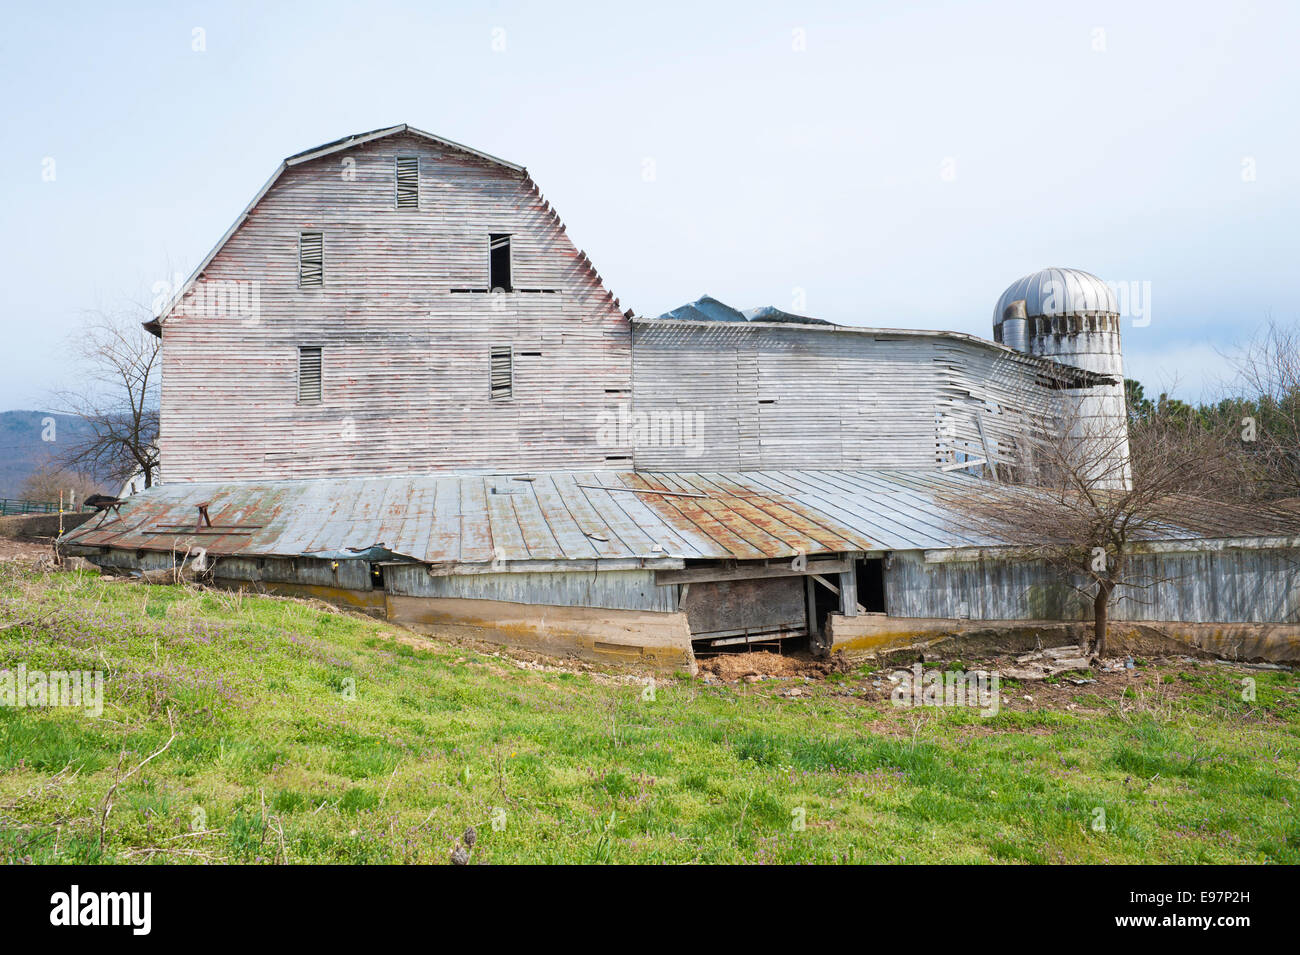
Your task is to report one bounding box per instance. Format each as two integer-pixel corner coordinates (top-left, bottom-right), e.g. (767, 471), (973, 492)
(1, 561), (1297, 864)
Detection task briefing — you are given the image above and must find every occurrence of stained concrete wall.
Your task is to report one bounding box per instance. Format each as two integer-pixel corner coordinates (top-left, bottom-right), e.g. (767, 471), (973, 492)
(6, 511), (96, 539)
(387, 595), (695, 673)
(827, 613), (1300, 665)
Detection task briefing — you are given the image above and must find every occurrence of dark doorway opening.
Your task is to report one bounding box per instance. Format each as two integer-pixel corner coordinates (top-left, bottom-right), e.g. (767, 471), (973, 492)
(369, 563), (385, 591)
(808, 574), (840, 652)
(858, 558), (885, 613)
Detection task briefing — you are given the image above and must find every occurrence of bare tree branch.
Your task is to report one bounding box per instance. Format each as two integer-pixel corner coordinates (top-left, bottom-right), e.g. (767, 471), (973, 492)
(955, 400), (1245, 658)
(49, 307), (161, 493)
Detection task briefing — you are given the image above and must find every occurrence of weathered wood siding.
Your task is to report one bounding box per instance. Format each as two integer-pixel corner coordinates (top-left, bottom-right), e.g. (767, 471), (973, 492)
(884, 548), (1300, 624)
(630, 322), (1061, 471)
(161, 132), (632, 482)
(384, 564), (675, 612)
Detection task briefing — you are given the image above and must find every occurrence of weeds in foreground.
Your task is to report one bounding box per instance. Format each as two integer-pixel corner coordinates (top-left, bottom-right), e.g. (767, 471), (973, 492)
(0, 564), (1297, 863)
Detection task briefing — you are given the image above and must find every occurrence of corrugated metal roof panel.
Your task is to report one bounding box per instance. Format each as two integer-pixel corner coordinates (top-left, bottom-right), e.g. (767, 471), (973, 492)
(63, 469), (1300, 565)
(62, 468), (992, 562)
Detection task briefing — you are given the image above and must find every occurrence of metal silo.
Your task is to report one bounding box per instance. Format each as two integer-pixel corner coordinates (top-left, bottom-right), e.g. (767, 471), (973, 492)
(994, 268), (1132, 490)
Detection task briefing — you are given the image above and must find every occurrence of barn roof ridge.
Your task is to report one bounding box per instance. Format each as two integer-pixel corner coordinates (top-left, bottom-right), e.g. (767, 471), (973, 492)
(148, 124), (527, 329)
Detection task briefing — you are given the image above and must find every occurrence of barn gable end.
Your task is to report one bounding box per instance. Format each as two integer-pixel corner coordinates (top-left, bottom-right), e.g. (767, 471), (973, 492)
(159, 127), (632, 482)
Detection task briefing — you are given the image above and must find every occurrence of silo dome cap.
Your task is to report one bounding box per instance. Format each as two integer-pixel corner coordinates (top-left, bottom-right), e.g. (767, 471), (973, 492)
(994, 268), (1117, 325)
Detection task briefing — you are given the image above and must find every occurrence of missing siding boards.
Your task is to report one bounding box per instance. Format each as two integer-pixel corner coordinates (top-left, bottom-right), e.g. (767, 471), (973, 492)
(489, 233), (512, 292)
(490, 345), (512, 399)
(298, 346), (322, 403)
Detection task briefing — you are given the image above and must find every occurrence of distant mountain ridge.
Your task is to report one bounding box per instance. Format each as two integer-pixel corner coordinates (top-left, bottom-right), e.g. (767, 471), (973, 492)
(0, 410), (101, 499)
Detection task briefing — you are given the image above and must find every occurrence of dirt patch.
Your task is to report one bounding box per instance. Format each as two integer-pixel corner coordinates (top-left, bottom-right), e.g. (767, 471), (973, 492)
(698, 650), (851, 683)
(0, 538), (57, 564)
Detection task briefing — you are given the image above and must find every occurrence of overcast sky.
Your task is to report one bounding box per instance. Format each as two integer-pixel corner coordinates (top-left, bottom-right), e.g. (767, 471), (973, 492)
(3, 0), (1297, 410)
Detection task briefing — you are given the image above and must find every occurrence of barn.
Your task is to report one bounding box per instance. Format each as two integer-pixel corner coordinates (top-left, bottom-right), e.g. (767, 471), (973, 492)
(61, 126), (1300, 670)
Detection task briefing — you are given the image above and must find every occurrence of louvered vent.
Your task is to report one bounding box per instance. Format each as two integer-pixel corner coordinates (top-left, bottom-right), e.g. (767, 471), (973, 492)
(395, 157), (419, 208)
(490, 346), (512, 399)
(298, 346), (322, 402)
(299, 232), (323, 287)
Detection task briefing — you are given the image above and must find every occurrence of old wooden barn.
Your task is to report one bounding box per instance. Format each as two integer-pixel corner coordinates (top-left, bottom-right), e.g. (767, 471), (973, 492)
(62, 125), (1300, 670)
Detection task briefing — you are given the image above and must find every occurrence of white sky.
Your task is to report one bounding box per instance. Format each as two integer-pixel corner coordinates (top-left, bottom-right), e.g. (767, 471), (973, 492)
(2, 0), (1297, 408)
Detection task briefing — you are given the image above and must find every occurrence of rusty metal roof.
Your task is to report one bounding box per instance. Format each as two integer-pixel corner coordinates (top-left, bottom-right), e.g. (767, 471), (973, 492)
(61, 468), (1031, 564)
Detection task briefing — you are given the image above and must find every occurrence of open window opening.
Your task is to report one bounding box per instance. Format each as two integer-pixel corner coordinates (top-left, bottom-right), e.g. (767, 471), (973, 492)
(489, 233), (512, 292)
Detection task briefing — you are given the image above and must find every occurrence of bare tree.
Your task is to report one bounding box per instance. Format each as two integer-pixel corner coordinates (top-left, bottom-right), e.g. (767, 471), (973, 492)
(19, 463), (104, 504)
(959, 403), (1239, 658)
(51, 307), (161, 492)
(1219, 319), (1300, 501)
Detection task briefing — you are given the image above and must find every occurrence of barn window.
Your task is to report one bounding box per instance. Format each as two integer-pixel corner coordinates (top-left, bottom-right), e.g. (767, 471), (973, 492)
(490, 345), (512, 399)
(299, 232), (323, 287)
(489, 234), (512, 292)
(395, 157), (418, 208)
(298, 346), (322, 403)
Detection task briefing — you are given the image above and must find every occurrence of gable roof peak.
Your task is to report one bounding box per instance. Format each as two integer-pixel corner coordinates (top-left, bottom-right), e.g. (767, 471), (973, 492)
(148, 125), (527, 329)
(284, 124), (524, 173)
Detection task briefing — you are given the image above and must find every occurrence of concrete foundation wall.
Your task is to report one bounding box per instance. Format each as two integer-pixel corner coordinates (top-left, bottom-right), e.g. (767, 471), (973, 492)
(827, 613), (1300, 665)
(387, 595), (695, 673)
(5, 512), (96, 539)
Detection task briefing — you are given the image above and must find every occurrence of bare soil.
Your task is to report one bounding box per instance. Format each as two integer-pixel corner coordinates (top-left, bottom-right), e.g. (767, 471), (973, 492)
(0, 537), (56, 563)
(698, 650), (851, 683)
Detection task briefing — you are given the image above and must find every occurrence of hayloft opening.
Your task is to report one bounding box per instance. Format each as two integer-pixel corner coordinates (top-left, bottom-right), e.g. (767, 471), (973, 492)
(489, 233), (512, 292)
